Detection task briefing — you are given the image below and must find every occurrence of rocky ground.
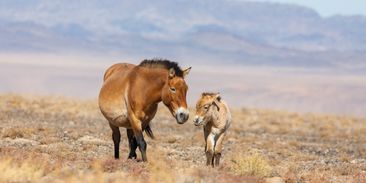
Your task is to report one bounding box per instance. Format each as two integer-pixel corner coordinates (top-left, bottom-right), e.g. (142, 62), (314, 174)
(0, 94), (365, 183)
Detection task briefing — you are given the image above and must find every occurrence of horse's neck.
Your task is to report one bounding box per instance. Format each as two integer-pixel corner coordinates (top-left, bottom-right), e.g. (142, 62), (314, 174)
(135, 68), (167, 104)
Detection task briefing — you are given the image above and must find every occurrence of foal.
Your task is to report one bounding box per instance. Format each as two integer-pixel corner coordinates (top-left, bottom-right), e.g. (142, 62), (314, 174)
(193, 92), (231, 167)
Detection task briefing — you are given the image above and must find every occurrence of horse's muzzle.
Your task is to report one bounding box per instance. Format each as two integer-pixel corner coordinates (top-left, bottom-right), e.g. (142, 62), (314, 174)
(176, 107), (189, 124)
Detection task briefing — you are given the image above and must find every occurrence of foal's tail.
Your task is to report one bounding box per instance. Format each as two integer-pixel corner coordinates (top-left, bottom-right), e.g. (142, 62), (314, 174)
(144, 125), (155, 139)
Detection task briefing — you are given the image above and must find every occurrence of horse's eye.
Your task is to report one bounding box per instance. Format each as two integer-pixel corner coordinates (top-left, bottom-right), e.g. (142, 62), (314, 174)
(170, 87), (176, 93)
(204, 105), (209, 110)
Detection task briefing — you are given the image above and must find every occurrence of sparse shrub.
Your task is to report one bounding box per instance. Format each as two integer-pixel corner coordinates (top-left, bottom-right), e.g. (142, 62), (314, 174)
(230, 153), (272, 177)
(1, 127), (35, 139)
(1, 128), (24, 138)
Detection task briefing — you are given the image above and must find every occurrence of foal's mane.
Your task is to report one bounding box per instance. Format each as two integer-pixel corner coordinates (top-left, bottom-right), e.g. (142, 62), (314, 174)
(202, 92), (219, 96)
(139, 59), (183, 77)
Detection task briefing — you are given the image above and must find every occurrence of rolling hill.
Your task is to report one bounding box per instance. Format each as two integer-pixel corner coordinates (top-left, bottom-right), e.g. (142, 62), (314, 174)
(1, 0), (366, 69)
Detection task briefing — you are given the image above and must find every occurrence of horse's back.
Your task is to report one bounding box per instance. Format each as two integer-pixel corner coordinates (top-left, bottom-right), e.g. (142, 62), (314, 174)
(103, 63), (135, 81)
(99, 63), (136, 127)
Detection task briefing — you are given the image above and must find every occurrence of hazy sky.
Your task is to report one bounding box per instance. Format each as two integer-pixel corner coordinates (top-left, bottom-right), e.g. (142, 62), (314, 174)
(253, 0), (366, 16)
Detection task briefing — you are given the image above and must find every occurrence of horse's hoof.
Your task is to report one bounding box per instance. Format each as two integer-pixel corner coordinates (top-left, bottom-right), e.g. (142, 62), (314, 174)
(128, 154), (137, 159)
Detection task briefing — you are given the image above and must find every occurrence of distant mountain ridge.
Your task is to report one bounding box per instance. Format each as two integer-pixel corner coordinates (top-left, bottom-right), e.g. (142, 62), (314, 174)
(0, 0), (366, 69)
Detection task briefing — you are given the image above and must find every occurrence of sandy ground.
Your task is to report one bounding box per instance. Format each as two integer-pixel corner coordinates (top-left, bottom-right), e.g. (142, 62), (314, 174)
(1, 53), (366, 117)
(0, 94), (365, 182)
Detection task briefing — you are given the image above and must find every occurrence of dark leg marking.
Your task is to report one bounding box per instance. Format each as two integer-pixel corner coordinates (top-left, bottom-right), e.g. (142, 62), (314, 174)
(127, 129), (138, 159)
(214, 153), (221, 167)
(135, 133), (147, 162)
(110, 124), (121, 159)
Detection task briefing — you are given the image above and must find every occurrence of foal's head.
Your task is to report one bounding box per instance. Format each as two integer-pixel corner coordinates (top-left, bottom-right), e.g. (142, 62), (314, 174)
(162, 67), (191, 124)
(193, 92), (221, 126)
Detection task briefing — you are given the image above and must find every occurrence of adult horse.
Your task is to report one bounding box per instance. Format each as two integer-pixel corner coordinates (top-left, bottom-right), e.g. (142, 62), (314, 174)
(99, 59), (191, 161)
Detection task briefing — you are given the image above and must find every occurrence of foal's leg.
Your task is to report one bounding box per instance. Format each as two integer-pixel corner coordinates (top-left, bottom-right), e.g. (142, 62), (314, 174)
(206, 133), (215, 167)
(127, 129), (138, 159)
(109, 123), (121, 159)
(214, 132), (226, 167)
(203, 126), (210, 152)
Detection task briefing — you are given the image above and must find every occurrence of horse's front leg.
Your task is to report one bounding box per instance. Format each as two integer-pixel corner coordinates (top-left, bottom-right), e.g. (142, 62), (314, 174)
(127, 128), (138, 159)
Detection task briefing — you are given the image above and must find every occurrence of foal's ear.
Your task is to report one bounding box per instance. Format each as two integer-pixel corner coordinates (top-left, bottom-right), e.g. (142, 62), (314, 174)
(214, 93), (221, 102)
(213, 100), (220, 111)
(169, 68), (175, 78)
(183, 67), (191, 78)
(212, 93), (221, 111)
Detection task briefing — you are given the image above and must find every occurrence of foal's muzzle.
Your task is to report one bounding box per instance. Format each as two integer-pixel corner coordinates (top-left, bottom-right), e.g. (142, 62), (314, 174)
(193, 115), (204, 126)
(176, 107), (189, 124)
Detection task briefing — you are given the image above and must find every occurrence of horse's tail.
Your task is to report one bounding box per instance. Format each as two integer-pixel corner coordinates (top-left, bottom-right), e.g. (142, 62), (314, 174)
(144, 125), (155, 139)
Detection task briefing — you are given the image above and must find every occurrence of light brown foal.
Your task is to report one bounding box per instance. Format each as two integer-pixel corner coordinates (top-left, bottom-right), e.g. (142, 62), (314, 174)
(99, 59), (191, 161)
(193, 92), (231, 167)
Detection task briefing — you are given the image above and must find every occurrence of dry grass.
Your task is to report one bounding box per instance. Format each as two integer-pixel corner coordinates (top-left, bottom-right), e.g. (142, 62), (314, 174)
(0, 156), (141, 183)
(230, 153), (272, 177)
(0, 158), (45, 182)
(0, 93), (366, 182)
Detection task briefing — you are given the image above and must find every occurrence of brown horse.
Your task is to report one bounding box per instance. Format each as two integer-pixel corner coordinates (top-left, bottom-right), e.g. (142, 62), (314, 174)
(98, 59), (191, 161)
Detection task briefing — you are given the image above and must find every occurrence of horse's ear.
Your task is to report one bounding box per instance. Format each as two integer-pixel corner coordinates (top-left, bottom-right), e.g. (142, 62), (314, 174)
(183, 67), (191, 78)
(169, 68), (175, 78)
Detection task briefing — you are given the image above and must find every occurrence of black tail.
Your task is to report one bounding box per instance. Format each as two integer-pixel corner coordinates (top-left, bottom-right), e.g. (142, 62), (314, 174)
(144, 125), (155, 139)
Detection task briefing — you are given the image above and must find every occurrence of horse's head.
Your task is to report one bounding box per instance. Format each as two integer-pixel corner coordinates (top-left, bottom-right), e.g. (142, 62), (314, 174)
(162, 67), (191, 124)
(193, 92), (221, 126)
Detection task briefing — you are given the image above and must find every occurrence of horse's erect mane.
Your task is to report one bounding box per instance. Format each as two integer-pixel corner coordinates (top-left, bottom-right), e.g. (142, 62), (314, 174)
(139, 59), (183, 77)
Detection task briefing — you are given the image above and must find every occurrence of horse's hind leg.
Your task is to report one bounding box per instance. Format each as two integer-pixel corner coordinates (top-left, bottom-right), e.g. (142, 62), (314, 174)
(135, 133), (147, 162)
(109, 123), (121, 159)
(127, 129), (138, 159)
(129, 113), (148, 162)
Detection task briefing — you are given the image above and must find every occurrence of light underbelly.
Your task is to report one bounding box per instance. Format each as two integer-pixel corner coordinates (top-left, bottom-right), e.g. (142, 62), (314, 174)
(100, 105), (131, 128)
(110, 112), (131, 128)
